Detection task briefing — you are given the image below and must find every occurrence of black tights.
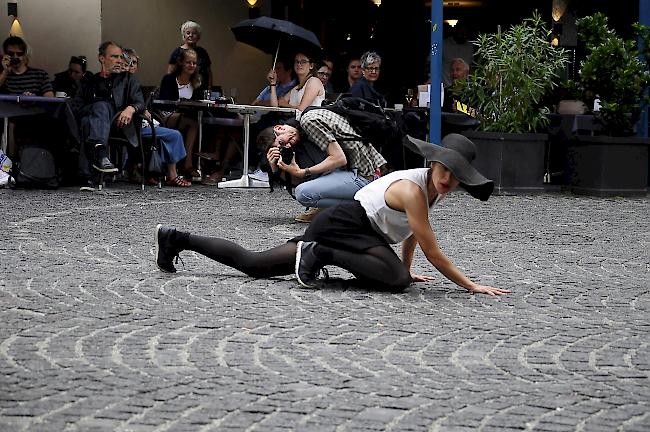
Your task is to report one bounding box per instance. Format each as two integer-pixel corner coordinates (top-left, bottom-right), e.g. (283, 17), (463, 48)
(183, 234), (412, 290)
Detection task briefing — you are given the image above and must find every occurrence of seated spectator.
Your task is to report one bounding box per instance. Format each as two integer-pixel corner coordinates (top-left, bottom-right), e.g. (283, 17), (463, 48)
(167, 20), (212, 91)
(52, 55), (92, 98)
(267, 52), (325, 119)
(0, 36), (55, 158)
(260, 108), (387, 223)
(350, 51), (386, 107)
(443, 57), (470, 112)
(315, 61), (333, 95)
(159, 48), (202, 179)
(0, 36), (53, 97)
(71, 41), (145, 189)
(345, 57), (362, 91)
(322, 57), (335, 93)
(124, 48), (190, 187)
(251, 58), (296, 106)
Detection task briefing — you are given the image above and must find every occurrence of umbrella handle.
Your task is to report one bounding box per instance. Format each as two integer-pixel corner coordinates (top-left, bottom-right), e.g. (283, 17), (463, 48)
(272, 40), (281, 71)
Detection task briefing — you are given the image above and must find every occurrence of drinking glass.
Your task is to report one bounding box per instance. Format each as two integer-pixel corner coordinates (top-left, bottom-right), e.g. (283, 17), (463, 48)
(405, 88), (414, 106)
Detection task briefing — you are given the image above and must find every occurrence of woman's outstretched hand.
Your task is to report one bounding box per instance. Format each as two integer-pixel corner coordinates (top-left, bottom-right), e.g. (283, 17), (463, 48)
(468, 284), (511, 296)
(410, 273), (434, 283)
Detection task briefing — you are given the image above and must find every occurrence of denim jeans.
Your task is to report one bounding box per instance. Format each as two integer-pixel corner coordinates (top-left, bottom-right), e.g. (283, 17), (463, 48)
(141, 126), (186, 165)
(295, 169), (370, 208)
(78, 101), (115, 177)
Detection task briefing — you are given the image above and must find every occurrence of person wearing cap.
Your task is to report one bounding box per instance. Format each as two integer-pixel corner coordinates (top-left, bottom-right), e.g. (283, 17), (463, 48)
(153, 133), (510, 296)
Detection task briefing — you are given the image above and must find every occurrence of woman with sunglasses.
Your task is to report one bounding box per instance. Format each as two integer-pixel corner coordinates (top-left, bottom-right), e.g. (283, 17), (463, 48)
(267, 52), (325, 119)
(350, 51), (386, 108)
(315, 61), (333, 93)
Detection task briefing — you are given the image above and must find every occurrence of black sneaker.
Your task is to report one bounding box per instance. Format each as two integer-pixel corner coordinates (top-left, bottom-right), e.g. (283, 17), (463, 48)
(295, 241), (328, 288)
(92, 145), (118, 173)
(79, 178), (96, 192)
(155, 224), (182, 273)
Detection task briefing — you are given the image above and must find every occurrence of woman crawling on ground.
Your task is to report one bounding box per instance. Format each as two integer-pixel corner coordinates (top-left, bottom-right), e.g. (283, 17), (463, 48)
(154, 133), (510, 296)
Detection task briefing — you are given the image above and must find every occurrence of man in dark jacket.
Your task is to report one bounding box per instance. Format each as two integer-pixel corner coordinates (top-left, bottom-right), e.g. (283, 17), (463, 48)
(72, 41), (144, 183)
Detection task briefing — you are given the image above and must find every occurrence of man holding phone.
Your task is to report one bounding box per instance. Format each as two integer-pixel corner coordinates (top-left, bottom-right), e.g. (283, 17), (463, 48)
(0, 36), (53, 97)
(0, 36), (55, 160)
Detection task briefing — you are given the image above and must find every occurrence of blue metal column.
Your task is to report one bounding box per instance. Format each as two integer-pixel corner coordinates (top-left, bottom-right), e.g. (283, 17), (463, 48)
(639, 0), (649, 137)
(429, 0), (443, 144)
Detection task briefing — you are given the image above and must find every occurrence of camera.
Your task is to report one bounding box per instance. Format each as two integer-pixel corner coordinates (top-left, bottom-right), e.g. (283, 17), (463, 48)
(9, 57), (20, 66)
(280, 146), (294, 164)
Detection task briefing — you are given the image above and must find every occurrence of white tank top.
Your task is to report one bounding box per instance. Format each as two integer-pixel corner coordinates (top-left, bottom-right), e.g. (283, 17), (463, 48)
(354, 168), (442, 244)
(289, 76), (325, 119)
(177, 79), (194, 100)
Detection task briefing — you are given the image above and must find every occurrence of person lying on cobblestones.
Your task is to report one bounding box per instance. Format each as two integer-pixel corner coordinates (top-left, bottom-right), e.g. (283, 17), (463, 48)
(155, 133), (510, 295)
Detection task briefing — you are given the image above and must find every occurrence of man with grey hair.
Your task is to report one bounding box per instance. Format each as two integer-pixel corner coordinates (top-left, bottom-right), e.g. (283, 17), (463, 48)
(449, 57), (469, 84)
(167, 20), (212, 90)
(350, 51), (386, 107)
(72, 41), (144, 189)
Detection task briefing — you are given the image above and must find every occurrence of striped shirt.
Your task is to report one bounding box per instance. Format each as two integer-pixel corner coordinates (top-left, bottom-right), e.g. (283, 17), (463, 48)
(1, 67), (53, 95)
(300, 109), (386, 178)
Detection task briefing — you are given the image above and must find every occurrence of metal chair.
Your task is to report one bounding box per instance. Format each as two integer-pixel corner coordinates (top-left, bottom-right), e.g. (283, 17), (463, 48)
(97, 112), (147, 191)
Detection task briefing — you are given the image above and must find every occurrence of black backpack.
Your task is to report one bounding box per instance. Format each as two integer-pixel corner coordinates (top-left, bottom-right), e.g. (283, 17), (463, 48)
(306, 96), (403, 153)
(11, 146), (59, 189)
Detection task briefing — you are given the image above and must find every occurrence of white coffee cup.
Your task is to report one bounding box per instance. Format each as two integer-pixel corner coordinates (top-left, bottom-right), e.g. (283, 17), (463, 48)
(55, 91), (67, 98)
(394, 104), (403, 111)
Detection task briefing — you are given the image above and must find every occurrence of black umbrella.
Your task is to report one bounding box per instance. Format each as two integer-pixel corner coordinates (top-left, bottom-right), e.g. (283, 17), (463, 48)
(231, 16), (321, 67)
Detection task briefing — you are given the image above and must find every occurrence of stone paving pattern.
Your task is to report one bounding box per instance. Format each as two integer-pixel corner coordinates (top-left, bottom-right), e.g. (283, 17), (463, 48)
(0, 185), (648, 431)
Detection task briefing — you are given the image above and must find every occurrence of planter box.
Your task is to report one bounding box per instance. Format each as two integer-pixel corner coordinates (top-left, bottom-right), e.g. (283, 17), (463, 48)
(461, 130), (547, 194)
(567, 135), (649, 196)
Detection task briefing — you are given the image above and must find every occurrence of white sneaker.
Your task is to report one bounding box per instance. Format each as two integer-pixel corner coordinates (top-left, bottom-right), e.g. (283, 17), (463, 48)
(248, 168), (268, 182)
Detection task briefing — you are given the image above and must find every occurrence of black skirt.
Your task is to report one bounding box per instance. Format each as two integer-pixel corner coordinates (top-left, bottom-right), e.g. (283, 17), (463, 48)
(290, 201), (391, 252)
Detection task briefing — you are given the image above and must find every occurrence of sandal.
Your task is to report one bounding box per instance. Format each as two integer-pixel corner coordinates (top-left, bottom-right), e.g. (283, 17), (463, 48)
(166, 176), (192, 187)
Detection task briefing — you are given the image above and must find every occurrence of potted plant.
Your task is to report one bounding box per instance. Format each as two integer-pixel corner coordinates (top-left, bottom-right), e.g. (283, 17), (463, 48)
(454, 12), (568, 194)
(566, 13), (650, 196)
(556, 80), (588, 115)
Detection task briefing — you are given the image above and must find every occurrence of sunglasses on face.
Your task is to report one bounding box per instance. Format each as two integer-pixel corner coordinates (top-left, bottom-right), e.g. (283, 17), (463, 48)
(364, 67), (380, 73)
(6, 51), (24, 57)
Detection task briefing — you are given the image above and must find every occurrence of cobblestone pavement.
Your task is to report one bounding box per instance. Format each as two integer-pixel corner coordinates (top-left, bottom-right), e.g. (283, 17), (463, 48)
(0, 185), (648, 432)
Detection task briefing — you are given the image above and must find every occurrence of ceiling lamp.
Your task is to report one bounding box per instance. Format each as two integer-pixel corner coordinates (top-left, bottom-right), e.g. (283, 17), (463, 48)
(371, 0), (381, 5)
(552, 0), (569, 21)
(246, 0), (258, 7)
(444, 19), (459, 27)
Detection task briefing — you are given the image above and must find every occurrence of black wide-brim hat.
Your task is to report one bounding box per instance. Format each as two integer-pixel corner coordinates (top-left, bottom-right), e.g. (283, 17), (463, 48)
(404, 134), (494, 201)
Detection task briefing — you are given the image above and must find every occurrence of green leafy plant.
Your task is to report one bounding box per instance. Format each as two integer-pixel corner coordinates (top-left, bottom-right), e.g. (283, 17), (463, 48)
(454, 12), (568, 133)
(575, 13), (650, 136)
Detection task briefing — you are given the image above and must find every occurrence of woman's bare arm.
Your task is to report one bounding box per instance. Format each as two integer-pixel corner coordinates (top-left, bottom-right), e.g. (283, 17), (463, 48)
(387, 181), (510, 295)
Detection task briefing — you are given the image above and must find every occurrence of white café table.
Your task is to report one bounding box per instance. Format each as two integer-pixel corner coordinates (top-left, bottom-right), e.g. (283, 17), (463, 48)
(152, 100), (295, 188)
(218, 104), (295, 188)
